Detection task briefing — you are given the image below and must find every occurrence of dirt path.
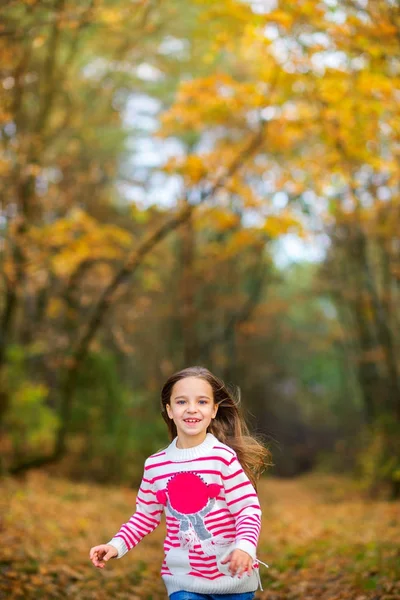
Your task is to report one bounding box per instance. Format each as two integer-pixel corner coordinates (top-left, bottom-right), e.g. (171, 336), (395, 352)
(1, 472), (399, 599)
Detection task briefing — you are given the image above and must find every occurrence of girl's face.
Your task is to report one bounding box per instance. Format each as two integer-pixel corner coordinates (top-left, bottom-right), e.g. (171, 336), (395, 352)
(166, 376), (218, 448)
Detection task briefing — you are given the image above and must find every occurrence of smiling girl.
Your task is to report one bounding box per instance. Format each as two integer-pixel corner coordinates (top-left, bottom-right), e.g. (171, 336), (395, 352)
(89, 366), (272, 599)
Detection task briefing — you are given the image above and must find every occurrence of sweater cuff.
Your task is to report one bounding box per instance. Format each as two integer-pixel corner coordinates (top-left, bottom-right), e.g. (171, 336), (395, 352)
(107, 537), (129, 559)
(234, 539), (257, 561)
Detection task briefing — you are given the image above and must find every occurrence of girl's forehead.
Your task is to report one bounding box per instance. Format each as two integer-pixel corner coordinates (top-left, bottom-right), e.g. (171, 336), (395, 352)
(171, 376), (213, 397)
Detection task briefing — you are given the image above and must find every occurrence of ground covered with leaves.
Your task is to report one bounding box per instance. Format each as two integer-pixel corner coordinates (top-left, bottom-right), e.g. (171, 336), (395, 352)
(1, 472), (399, 599)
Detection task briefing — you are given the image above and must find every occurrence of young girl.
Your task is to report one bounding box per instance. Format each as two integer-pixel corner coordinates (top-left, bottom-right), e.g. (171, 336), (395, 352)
(89, 366), (271, 599)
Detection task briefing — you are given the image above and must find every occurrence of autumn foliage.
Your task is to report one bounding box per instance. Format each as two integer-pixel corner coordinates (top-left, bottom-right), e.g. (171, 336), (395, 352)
(1, 0), (400, 496)
(1, 471), (399, 599)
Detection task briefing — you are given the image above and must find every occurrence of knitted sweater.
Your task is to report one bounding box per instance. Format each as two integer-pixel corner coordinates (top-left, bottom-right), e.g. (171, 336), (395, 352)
(108, 433), (264, 596)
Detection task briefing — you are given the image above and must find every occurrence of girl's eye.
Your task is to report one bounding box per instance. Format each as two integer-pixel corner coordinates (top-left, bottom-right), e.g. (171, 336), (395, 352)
(177, 400), (186, 405)
(199, 400), (207, 405)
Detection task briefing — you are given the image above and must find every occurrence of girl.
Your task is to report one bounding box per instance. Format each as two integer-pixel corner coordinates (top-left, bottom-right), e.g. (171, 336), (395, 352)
(89, 366), (271, 599)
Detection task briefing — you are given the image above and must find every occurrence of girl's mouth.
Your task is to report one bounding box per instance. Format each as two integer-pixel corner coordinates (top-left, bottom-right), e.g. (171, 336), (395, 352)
(184, 419), (201, 423)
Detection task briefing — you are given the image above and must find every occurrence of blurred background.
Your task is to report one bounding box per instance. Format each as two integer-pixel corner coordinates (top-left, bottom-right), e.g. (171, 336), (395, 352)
(1, 0), (399, 499)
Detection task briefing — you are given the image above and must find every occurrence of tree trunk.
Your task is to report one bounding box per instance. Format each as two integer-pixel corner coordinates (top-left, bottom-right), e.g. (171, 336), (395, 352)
(179, 207), (198, 365)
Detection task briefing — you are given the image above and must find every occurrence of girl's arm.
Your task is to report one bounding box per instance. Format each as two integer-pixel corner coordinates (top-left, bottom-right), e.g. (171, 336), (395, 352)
(223, 455), (262, 561)
(107, 460), (164, 558)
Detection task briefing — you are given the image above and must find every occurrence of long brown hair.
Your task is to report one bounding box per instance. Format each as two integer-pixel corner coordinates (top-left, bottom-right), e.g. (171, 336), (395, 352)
(160, 366), (273, 488)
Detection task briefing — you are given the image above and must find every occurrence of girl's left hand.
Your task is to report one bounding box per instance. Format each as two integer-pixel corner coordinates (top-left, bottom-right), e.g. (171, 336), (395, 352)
(220, 548), (253, 578)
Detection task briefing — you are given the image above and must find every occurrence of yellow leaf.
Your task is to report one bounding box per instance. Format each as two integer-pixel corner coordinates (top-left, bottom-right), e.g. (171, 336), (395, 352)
(263, 212), (303, 238)
(47, 298), (65, 318)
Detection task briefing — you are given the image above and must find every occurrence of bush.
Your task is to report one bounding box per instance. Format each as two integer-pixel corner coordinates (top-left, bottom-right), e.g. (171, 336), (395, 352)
(357, 414), (400, 500)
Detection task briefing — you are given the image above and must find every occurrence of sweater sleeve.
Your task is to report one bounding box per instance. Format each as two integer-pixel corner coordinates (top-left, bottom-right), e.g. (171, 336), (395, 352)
(223, 455), (262, 561)
(107, 459), (163, 558)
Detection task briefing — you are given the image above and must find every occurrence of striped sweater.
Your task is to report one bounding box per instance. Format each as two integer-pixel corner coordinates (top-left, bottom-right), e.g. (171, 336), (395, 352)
(108, 433), (263, 595)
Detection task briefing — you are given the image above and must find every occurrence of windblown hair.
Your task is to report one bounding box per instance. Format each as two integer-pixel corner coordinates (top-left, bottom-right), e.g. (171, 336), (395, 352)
(160, 366), (273, 489)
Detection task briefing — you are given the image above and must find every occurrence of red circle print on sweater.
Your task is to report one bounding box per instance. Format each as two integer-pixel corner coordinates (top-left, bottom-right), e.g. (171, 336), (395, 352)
(157, 472), (221, 514)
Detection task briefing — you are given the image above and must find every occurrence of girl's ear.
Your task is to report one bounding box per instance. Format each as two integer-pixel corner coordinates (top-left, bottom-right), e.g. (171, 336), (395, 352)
(166, 403), (172, 419)
(212, 403), (218, 419)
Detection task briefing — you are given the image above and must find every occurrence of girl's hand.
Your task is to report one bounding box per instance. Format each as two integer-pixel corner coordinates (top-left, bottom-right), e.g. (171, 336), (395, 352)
(220, 548), (253, 578)
(89, 544), (118, 568)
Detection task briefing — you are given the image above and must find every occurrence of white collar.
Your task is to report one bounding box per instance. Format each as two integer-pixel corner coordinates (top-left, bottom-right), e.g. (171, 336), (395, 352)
(164, 433), (218, 461)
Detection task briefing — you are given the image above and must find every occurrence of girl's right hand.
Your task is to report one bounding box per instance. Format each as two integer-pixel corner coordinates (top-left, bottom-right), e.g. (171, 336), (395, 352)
(89, 544), (118, 568)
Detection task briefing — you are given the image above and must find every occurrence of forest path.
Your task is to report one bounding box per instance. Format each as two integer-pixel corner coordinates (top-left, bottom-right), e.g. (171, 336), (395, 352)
(1, 472), (399, 599)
